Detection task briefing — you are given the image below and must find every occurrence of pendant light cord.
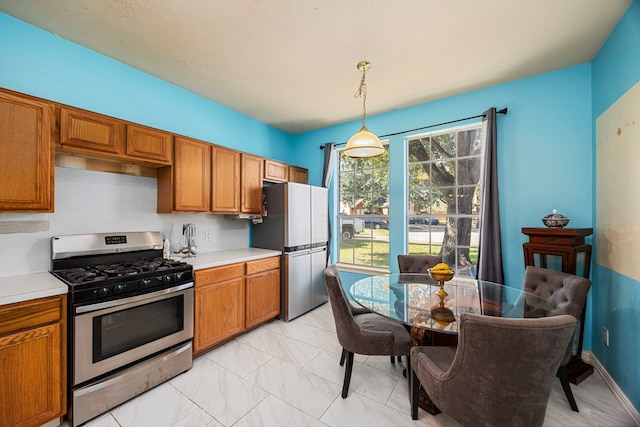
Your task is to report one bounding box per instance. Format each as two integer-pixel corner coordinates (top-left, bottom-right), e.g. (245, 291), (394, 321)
(355, 68), (368, 129)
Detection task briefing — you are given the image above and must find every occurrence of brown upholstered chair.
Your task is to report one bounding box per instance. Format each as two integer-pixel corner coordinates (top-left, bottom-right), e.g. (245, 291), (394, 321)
(324, 265), (413, 398)
(522, 266), (592, 412)
(397, 254), (442, 273)
(410, 313), (577, 426)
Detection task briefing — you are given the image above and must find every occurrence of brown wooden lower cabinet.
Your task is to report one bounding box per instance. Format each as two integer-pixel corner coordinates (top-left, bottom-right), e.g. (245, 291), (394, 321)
(245, 258), (281, 329)
(0, 294), (66, 427)
(193, 264), (245, 354)
(193, 257), (280, 356)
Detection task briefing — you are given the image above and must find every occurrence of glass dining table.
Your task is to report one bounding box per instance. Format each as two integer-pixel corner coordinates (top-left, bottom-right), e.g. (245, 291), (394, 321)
(350, 273), (566, 415)
(349, 273), (563, 337)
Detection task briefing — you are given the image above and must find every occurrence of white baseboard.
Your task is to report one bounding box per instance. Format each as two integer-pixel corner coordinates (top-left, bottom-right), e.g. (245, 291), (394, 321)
(584, 351), (640, 425)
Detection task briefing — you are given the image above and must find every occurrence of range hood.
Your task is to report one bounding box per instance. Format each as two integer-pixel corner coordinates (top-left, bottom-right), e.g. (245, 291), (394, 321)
(224, 214), (263, 224)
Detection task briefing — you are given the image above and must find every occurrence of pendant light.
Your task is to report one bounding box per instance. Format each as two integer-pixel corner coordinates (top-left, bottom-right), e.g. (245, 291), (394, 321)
(343, 60), (385, 158)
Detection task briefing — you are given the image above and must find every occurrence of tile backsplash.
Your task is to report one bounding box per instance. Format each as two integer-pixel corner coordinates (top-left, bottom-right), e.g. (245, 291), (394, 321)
(0, 167), (249, 277)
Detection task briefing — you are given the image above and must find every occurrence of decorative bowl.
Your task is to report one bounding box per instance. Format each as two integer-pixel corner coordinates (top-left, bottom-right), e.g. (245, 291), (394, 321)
(428, 268), (455, 283)
(541, 209), (570, 228)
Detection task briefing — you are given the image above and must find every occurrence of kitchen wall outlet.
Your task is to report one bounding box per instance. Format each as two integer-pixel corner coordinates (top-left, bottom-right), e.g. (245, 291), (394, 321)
(205, 231), (212, 242)
(603, 327), (609, 347)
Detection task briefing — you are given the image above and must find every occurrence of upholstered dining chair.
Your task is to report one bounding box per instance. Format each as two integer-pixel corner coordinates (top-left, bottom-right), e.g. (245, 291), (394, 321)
(397, 254), (442, 274)
(324, 265), (413, 398)
(522, 266), (592, 412)
(410, 313), (577, 426)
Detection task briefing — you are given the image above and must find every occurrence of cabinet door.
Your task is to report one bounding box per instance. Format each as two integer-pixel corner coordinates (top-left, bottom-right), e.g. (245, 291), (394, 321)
(0, 295), (66, 427)
(288, 166), (308, 184)
(264, 159), (289, 183)
(0, 90), (55, 212)
(245, 269), (280, 329)
(173, 136), (211, 212)
(241, 153), (263, 214)
(125, 124), (173, 165)
(0, 324), (63, 427)
(194, 277), (245, 353)
(60, 107), (122, 155)
(211, 146), (241, 213)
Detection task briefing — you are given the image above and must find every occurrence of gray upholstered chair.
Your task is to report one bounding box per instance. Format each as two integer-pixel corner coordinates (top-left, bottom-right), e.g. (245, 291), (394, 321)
(522, 266), (592, 412)
(324, 265), (413, 398)
(410, 313), (577, 426)
(397, 254), (442, 273)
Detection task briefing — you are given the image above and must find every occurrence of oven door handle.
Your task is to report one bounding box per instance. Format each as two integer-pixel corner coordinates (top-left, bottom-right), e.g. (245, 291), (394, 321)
(75, 282), (193, 314)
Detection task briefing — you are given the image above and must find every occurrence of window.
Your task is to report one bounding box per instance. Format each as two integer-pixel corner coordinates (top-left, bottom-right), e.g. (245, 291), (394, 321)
(407, 124), (483, 277)
(337, 145), (390, 269)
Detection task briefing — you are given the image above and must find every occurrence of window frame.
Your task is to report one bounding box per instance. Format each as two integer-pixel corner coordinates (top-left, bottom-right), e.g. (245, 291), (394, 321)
(405, 123), (483, 277)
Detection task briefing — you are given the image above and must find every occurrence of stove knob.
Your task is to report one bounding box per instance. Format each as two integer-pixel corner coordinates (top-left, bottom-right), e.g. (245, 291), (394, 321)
(96, 287), (110, 298)
(139, 279), (152, 289)
(113, 284), (126, 294)
(174, 272), (184, 281)
(162, 274), (173, 284)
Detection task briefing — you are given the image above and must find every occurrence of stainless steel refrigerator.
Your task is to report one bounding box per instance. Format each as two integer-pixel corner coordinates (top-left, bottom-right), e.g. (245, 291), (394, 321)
(251, 182), (329, 321)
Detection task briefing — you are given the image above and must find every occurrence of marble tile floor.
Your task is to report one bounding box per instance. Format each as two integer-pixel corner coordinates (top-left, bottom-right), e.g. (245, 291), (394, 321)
(81, 303), (637, 427)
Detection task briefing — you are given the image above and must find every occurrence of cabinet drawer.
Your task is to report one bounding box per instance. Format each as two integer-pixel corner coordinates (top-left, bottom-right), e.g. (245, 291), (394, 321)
(246, 257), (280, 275)
(195, 263), (244, 286)
(0, 295), (63, 337)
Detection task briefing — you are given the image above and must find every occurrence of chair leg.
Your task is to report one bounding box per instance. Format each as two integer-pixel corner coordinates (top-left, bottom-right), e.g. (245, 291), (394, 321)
(557, 365), (579, 412)
(410, 362), (420, 420)
(390, 356), (395, 363)
(404, 355), (411, 382)
(340, 348), (346, 366)
(342, 351), (354, 398)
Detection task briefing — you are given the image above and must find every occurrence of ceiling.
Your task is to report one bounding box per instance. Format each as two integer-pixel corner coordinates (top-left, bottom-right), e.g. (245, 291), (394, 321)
(0, 0), (631, 134)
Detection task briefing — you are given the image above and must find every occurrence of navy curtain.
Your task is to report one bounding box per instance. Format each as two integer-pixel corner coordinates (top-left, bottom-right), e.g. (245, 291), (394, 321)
(476, 108), (505, 284)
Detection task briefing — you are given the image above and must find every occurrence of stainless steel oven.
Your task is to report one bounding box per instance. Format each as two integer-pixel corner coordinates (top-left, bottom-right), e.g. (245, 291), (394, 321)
(51, 231), (195, 426)
(73, 284), (193, 385)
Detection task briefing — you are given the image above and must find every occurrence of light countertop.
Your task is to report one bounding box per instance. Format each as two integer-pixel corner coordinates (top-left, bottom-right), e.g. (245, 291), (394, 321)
(0, 272), (68, 306)
(0, 248), (281, 307)
(173, 247), (281, 270)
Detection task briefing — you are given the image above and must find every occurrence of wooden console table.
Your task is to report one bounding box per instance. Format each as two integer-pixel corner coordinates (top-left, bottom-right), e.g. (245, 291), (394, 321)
(522, 227), (594, 384)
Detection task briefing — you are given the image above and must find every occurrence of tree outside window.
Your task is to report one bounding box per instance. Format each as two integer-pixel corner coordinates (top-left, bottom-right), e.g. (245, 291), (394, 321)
(338, 145), (390, 269)
(407, 124), (483, 277)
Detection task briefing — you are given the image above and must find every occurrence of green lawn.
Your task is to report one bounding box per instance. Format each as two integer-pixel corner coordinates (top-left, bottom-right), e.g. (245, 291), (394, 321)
(339, 230), (477, 269)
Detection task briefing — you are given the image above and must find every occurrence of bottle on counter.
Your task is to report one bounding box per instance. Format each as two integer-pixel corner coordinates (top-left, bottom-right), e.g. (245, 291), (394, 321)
(163, 238), (171, 259)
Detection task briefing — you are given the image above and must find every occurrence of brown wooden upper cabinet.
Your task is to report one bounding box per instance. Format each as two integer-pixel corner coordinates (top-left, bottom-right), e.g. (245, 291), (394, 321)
(241, 153), (264, 214)
(264, 159), (289, 183)
(211, 146), (241, 213)
(157, 136), (211, 213)
(125, 124), (172, 165)
(0, 89), (55, 212)
(289, 165), (309, 184)
(60, 107), (123, 155)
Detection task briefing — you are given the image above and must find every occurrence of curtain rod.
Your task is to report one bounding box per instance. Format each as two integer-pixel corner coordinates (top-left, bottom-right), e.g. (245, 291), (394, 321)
(319, 107), (507, 150)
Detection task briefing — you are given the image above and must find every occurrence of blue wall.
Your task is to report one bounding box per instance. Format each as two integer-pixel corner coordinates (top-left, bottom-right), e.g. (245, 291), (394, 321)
(0, 13), (295, 161)
(295, 65), (594, 286)
(590, 0), (640, 411)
